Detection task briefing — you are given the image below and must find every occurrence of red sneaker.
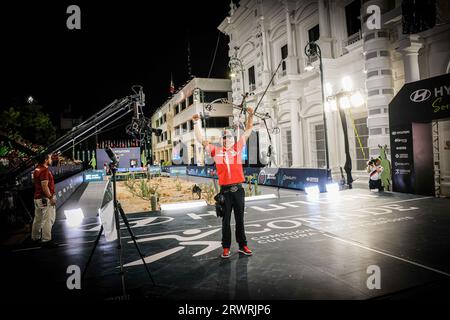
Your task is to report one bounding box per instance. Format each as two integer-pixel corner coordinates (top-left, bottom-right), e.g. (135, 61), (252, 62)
(221, 248), (231, 258)
(238, 246), (253, 256)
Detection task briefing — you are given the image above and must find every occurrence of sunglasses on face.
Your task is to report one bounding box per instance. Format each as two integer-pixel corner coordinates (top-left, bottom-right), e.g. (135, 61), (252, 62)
(223, 135), (233, 140)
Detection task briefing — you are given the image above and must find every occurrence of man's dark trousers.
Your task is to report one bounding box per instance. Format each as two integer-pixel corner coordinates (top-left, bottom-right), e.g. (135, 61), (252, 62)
(221, 185), (247, 249)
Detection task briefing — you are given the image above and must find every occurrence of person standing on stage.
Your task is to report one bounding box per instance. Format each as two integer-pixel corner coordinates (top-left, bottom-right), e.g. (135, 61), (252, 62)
(31, 153), (58, 247)
(367, 158), (384, 192)
(192, 107), (254, 259)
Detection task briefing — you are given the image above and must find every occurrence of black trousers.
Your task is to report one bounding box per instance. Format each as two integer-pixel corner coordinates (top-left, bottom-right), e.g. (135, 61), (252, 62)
(221, 186), (247, 249)
(369, 179), (383, 191)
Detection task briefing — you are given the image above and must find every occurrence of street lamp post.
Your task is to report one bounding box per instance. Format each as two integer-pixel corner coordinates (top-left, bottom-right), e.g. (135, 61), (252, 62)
(325, 77), (365, 189)
(229, 47), (246, 96)
(304, 41), (330, 171)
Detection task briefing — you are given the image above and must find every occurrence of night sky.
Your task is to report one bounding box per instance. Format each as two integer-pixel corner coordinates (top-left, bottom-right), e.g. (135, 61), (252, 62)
(0, 1), (231, 134)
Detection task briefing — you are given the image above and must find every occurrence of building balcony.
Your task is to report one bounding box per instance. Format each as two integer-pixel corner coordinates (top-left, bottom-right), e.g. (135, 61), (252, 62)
(345, 30), (362, 46)
(343, 31), (363, 55)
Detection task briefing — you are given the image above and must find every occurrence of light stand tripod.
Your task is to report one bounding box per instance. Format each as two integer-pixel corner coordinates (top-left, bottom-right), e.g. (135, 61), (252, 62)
(82, 161), (155, 298)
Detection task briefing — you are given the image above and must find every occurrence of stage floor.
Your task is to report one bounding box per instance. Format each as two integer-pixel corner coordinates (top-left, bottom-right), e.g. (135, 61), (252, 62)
(2, 189), (450, 299)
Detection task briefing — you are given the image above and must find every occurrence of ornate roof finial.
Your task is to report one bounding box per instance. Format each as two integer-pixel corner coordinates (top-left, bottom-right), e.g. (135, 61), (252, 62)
(229, 1), (237, 16)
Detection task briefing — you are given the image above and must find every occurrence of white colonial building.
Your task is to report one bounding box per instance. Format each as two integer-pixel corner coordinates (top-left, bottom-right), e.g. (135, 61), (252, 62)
(151, 78), (233, 166)
(218, 0), (450, 180)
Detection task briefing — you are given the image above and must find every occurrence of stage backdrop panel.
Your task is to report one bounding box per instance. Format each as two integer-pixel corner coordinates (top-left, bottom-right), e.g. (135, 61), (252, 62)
(96, 147), (141, 170)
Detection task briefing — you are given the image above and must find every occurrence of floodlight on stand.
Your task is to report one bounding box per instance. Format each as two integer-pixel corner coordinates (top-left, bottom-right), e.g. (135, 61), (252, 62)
(339, 96), (351, 110)
(350, 92), (364, 107)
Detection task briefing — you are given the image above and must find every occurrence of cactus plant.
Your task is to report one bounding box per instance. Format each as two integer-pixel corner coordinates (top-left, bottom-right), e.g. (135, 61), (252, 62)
(150, 195), (158, 211)
(245, 175), (253, 197)
(125, 175), (160, 208)
(201, 182), (216, 205)
(254, 176), (261, 196)
(176, 180), (182, 192)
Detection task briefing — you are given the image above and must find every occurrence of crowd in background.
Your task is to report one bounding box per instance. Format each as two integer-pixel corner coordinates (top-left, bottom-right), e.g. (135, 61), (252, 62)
(0, 130), (80, 172)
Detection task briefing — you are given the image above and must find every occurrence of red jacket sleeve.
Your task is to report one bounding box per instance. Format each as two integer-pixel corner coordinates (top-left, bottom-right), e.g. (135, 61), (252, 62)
(206, 144), (216, 157)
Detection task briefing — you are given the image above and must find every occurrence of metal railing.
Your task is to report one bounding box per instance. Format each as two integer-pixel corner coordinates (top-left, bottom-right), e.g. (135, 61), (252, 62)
(13, 163), (84, 189)
(344, 30), (362, 47)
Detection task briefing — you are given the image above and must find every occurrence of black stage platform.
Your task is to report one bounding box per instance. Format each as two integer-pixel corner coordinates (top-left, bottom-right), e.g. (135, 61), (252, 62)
(2, 189), (450, 299)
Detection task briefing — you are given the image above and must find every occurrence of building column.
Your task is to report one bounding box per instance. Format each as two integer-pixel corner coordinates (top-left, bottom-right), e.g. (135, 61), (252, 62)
(261, 19), (272, 85)
(361, 0), (394, 159)
(289, 99), (301, 167)
(317, 0), (333, 58)
(318, 0), (330, 38)
(325, 106), (339, 171)
(285, 3), (298, 75)
(397, 35), (423, 83)
(297, 111), (305, 167)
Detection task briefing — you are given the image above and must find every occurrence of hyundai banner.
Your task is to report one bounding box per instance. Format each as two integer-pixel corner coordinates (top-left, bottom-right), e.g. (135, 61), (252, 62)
(389, 73), (450, 195)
